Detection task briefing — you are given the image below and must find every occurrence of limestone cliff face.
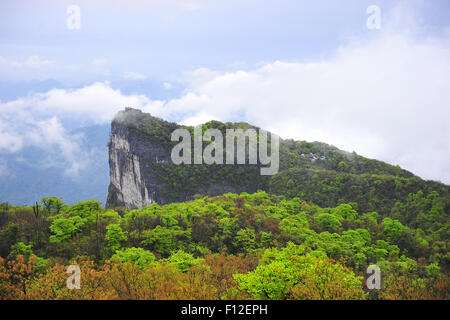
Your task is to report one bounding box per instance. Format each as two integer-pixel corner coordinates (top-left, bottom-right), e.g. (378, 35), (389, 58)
(106, 108), (172, 208)
(107, 126), (154, 208)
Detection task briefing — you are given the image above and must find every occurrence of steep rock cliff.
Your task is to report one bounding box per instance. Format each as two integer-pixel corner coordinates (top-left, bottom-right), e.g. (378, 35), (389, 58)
(106, 108), (267, 208)
(107, 109), (171, 208)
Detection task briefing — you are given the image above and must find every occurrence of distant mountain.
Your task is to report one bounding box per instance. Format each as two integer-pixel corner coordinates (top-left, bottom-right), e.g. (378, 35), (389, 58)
(0, 124), (110, 206)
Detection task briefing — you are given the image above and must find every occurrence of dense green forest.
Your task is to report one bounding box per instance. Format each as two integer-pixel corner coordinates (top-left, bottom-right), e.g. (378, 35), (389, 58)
(0, 190), (448, 299)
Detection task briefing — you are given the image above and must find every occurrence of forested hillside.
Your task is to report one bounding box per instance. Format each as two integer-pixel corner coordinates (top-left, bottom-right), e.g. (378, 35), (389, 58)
(0, 190), (448, 299)
(1, 109), (449, 300)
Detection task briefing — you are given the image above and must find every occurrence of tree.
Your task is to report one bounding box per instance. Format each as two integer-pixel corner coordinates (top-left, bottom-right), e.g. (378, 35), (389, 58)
(49, 216), (85, 242)
(234, 243), (366, 300)
(279, 213), (309, 242)
(66, 200), (102, 221)
(166, 250), (199, 272)
(106, 224), (127, 253)
(41, 197), (65, 215)
(7, 242), (32, 259)
(112, 247), (156, 268)
(0, 254), (42, 298)
(314, 212), (342, 232)
(382, 218), (407, 243)
(331, 204), (358, 222)
(233, 228), (256, 253)
(142, 225), (188, 257)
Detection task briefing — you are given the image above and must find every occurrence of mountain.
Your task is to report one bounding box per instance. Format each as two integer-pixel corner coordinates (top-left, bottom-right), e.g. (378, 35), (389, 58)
(106, 108), (450, 218)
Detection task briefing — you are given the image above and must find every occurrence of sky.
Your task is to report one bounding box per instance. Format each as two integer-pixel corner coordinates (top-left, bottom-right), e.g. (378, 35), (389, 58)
(0, 0), (450, 184)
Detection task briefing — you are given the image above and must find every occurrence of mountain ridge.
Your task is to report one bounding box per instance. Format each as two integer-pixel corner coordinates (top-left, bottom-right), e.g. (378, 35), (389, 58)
(106, 108), (449, 215)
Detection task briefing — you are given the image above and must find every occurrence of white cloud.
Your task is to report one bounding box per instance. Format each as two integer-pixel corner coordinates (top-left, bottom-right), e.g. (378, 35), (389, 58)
(1, 82), (158, 124)
(123, 71), (148, 81)
(180, 113), (217, 126)
(91, 58), (108, 66)
(90, 58), (111, 77)
(0, 55), (54, 70)
(163, 82), (174, 89)
(0, 125), (23, 152)
(33, 117), (90, 176)
(0, 114), (90, 176)
(0, 82), (155, 176)
(0, 56), (56, 80)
